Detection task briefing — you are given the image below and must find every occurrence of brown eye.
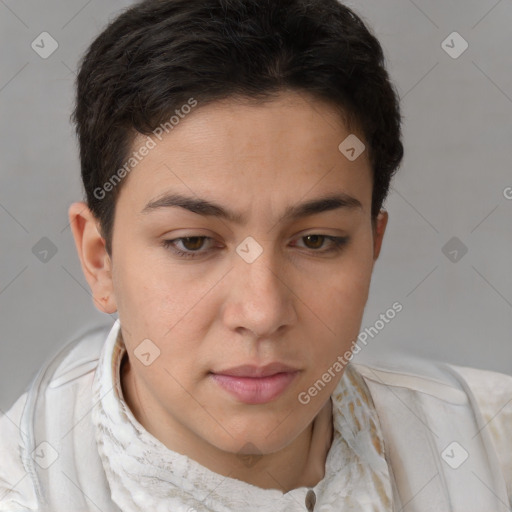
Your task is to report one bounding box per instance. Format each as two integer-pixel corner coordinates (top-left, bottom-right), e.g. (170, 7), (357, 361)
(302, 234), (325, 249)
(294, 235), (349, 254)
(180, 237), (206, 251)
(162, 236), (215, 259)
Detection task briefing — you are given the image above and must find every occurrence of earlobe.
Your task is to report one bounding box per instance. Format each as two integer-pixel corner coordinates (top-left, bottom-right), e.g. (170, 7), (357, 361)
(68, 201), (117, 314)
(372, 209), (388, 261)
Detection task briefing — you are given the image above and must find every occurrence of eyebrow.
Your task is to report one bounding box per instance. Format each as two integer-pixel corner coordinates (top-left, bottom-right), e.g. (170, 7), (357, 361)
(140, 191), (362, 224)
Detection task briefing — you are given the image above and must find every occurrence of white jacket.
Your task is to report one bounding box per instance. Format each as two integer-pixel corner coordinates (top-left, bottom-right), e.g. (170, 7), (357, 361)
(1, 320), (511, 511)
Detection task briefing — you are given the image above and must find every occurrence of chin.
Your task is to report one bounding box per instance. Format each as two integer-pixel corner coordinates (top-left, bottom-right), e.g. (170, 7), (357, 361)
(202, 419), (302, 456)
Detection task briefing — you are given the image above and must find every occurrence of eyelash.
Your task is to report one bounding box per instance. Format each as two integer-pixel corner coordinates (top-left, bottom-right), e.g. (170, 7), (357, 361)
(161, 235), (349, 259)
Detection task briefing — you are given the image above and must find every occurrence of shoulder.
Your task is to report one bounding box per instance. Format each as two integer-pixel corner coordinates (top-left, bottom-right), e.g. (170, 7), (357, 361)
(449, 363), (512, 411)
(0, 392), (37, 511)
(353, 355), (512, 428)
(353, 356), (512, 506)
(449, 363), (512, 500)
(0, 323), (113, 512)
(354, 355), (512, 401)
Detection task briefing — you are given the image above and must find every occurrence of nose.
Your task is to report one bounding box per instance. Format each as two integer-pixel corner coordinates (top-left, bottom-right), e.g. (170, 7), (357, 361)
(222, 240), (297, 339)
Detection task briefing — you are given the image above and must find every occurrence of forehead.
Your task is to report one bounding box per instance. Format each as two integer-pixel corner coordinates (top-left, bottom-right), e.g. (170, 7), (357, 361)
(117, 91), (372, 217)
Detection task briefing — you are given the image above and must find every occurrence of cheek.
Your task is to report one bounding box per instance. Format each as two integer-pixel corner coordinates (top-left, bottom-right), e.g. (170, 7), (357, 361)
(307, 243), (374, 317)
(305, 245), (374, 357)
(112, 248), (180, 315)
(112, 251), (211, 361)
(110, 252), (173, 345)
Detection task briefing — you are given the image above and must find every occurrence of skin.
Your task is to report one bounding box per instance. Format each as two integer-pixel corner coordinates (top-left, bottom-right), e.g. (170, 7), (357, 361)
(68, 90), (388, 492)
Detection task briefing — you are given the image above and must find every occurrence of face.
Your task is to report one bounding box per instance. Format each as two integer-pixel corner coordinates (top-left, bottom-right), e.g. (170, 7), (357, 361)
(71, 90), (387, 461)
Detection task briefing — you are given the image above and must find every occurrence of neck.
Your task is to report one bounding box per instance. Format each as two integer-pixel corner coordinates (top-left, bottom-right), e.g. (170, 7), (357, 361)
(120, 353), (334, 492)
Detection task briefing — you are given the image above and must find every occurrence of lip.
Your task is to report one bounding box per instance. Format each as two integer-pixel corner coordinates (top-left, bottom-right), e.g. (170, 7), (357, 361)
(213, 363), (299, 378)
(210, 363), (300, 404)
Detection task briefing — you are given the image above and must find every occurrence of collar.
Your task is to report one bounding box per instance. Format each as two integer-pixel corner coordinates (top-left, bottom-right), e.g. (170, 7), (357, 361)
(91, 320), (392, 511)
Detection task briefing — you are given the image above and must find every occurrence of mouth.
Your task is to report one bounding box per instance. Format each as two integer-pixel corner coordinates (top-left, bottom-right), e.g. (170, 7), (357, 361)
(209, 363), (300, 404)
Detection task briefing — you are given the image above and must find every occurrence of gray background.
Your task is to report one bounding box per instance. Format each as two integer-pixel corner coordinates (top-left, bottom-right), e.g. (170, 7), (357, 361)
(1, 0), (511, 412)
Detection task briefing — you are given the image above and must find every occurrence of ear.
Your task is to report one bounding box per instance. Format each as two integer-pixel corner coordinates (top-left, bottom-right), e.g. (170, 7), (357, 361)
(372, 209), (388, 261)
(68, 201), (117, 314)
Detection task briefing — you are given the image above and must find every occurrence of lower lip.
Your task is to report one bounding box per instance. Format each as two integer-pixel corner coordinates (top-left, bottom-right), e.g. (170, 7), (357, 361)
(210, 371), (299, 404)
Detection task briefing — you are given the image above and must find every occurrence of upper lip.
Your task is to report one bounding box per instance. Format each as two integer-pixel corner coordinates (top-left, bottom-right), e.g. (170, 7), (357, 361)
(212, 363), (299, 378)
